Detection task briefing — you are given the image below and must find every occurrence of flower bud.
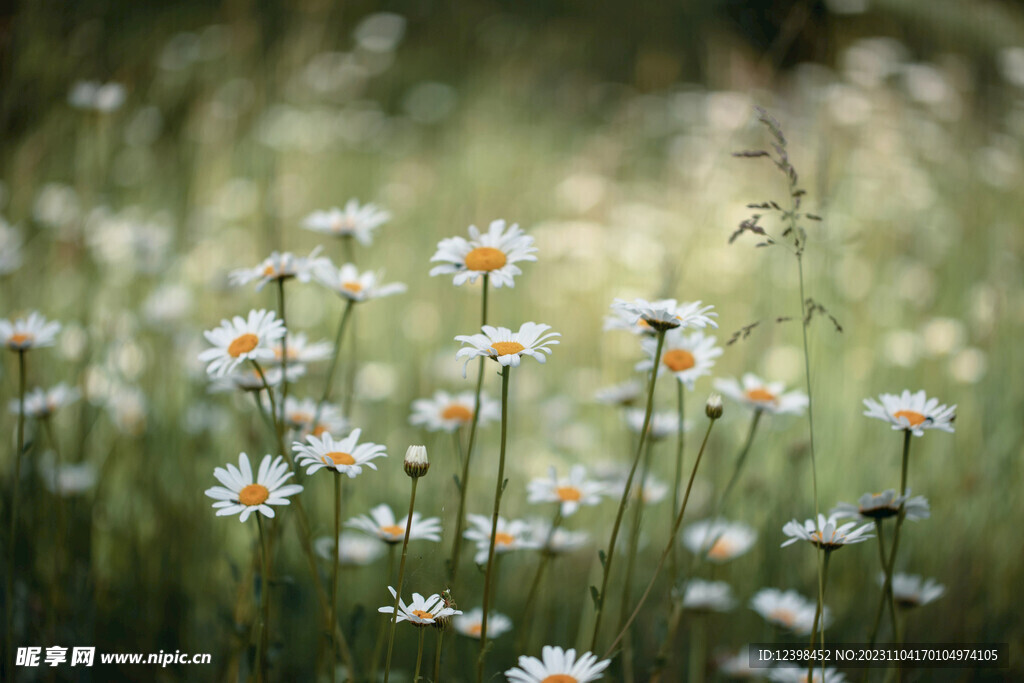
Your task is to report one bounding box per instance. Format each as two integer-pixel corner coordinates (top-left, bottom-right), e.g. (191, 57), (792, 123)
(404, 445), (429, 478)
(705, 393), (724, 420)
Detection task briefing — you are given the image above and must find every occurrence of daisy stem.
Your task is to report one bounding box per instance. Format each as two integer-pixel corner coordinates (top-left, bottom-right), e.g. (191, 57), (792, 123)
(590, 328), (666, 652)
(383, 476), (420, 683)
(330, 474), (342, 683)
(616, 437), (655, 682)
(370, 546), (397, 679)
(315, 299), (355, 428)
(413, 628), (425, 682)
(255, 514), (271, 683)
(807, 550), (832, 683)
(476, 364), (510, 683)
(882, 432), (913, 652)
(447, 275), (489, 584)
(5, 349), (26, 673)
(432, 628), (444, 683)
(517, 507), (563, 652)
(688, 613), (706, 683)
(867, 519), (890, 646)
(42, 419), (65, 632)
(670, 381), (685, 589)
(276, 278), (288, 438)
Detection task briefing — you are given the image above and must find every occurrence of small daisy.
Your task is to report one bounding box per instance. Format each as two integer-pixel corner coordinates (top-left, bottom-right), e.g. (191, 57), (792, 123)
(637, 329), (723, 390)
(346, 503), (442, 544)
(862, 390), (956, 436)
(525, 518), (589, 554)
(750, 588), (829, 635)
(594, 380), (643, 406)
(768, 666), (846, 683)
(1, 312), (62, 351)
(624, 409), (683, 441)
(281, 396), (348, 437)
(8, 383), (81, 419)
(208, 364), (304, 393)
(302, 200), (390, 245)
(68, 80), (126, 112)
(430, 219), (537, 288)
(409, 390), (500, 432)
(314, 532), (387, 567)
(611, 298), (718, 332)
(603, 306), (658, 336)
(683, 519), (758, 562)
(455, 322), (560, 376)
(315, 261), (406, 303)
(781, 514), (873, 551)
(716, 647), (763, 679)
(884, 573), (946, 609)
(526, 465), (605, 517)
(453, 607), (513, 639)
(631, 475), (669, 505)
(270, 332), (333, 365)
(681, 579), (735, 613)
(198, 309), (286, 377)
(292, 428), (386, 477)
(228, 247), (327, 290)
(830, 490), (930, 522)
(0, 220), (23, 275)
(714, 373), (808, 416)
(464, 514), (537, 564)
(378, 586), (462, 627)
(504, 645), (611, 683)
(39, 457), (97, 497)
(205, 452), (304, 522)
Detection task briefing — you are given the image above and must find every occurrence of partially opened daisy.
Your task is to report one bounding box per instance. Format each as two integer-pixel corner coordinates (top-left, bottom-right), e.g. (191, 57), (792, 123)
(768, 666), (847, 683)
(681, 579), (735, 612)
(464, 514), (537, 564)
(885, 573), (946, 609)
(862, 390), (956, 436)
(750, 588), (828, 635)
(378, 586), (462, 626)
(314, 532), (387, 567)
(8, 383), (80, 419)
(1, 312), (61, 351)
(205, 452), (303, 522)
(430, 219), (537, 288)
(409, 389), (500, 432)
(346, 503), (442, 544)
(714, 373), (808, 416)
(611, 298), (717, 332)
(504, 645), (611, 683)
(781, 513), (873, 550)
(229, 247), (327, 290)
(281, 396), (348, 437)
(830, 490), (930, 522)
(292, 428), (386, 477)
(455, 322), (560, 376)
(637, 329), (722, 390)
(315, 261), (406, 303)
(453, 607), (512, 639)
(302, 200), (390, 245)
(526, 464), (605, 517)
(683, 519), (757, 562)
(199, 309), (286, 377)
(270, 332), (332, 365)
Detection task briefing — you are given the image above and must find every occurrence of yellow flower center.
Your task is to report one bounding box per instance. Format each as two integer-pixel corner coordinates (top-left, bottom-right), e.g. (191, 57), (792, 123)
(9, 332), (31, 345)
(289, 411), (313, 425)
(662, 349), (696, 372)
(342, 281), (363, 294)
(770, 608), (796, 627)
(380, 524), (405, 537)
(893, 409), (926, 427)
(464, 246), (507, 272)
(312, 424), (330, 437)
(745, 388), (776, 403)
(468, 623), (483, 636)
(494, 532), (516, 546)
(263, 265), (276, 276)
(323, 452), (356, 466)
(491, 341), (525, 356)
(541, 676), (578, 683)
(411, 609), (435, 621)
(228, 333), (260, 358)
(441, 403), (474, 422)
(556, 486), (582, 502)
(706, 537), (735, 560)
(238, 483), (270, 506)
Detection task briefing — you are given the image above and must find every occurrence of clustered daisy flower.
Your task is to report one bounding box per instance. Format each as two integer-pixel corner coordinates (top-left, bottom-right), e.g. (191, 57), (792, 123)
(637, 328), (722, 389)
(714, 373), (808, 415)
(862, 390), (956, 436)
(455, 322), (560, 376)
(204, 452), (303, 522)
(270, 332), (333, 365)
(378, 586), (462, 626)
(504, 645), (611, 683)
(281, 396), (348, 437)
(750, 588), (829, 635)
(611, 298), (718, 332)
(464, 515), (537, 564)
(346, 503), (442, 544)
(430, 219), (537, 288)
(781, 514), (874, 550)
(453, 607), (513, 640)
(409, 390), (500, 432)
(682, 519), (758, 562)
(1, 312), (62, 351)
(198, 309), (286, 377)
(228, 247), (327, 290)
(302, 200), (390, 245)
(292, 428), (387, 477)
(830, 490), (930, 522)
(681, 579), (736, 612)
(8, 383), (80, 418)
(526, 465), (605, 517)
(885, 573), (946, 609)
(315, 261), (406, 303)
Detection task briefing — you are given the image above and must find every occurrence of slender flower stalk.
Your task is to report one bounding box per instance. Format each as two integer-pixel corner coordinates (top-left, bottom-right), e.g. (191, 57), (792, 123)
(413, 628), (426, 682)
(516, 507), (564, 652)
(877, 430), (914, 646)
(867, 520), (891, 644)
(314, 299), (355, 428)
(370, 545), (397, 678)
(689, 613), (707, 683)
(807, 551), (833, 683)
(616, 437), (655, 682)
(5, 349), (27, 672)
(255, 515), (271, 683)
(329, 474), (342, 683)
(670, 381), (685, 584)
(433, 629), (444, 683)
(277, 279), (289, 435)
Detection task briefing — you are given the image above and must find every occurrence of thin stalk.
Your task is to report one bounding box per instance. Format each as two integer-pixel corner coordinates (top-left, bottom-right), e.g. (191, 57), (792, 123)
(6, 349), (26, 674)
(616, 438), (655, 683)
(516, 508), (563, 652)
(670, 382), (685, 586)
(867, 520), (890, 645)
(476, 365), (510, 682)
(590, 328), (666, 651)
(276, 279), (288, 435)
(43, 418), (65, 648)
(807, 550), (832, 683)
(370, 545), (397, 679)
(689, 614), (706, 683)
(315, 299), (355, 428)
(413, 628), (426, 682)
(433, 629), (444, 683)
(879, 431), (913, 652)
(329, 474), (342, 683)
(255, 515), (271, 683)
(383, 477), (420, 683)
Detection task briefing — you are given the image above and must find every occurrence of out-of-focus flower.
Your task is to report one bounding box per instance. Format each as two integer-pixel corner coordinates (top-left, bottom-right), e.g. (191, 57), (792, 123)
(68, 81), (126, 112)
(409, 390), (499, 432)
(504, 645), (611, 683)
(453, 607), (512, 639)
(830, 490), (930, 522)
(681, 579), (735, 612)
(526, 464), (605, 517)
(862, 390), (955, 436)
(714, 374), (808, 416)
(314, 532), (387, 566)
(314, 261), (406, 303)
(1, 312), (62, 351)
(464, 515), (537, 564)
(8, 384), (80, 419)
(346, 503), (442, 544)
(781, 514), (873, 550)
(302, 200), (390, 245)
(229, 248), (328, 290)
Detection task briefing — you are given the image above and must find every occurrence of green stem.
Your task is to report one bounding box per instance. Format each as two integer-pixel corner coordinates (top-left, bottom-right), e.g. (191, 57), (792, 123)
(255, 515), (271, 683)
(370, 545), (397, 679)
(383, 477), (420, 683)
(867, 520), (890, 645)
(277, 278), (289, 437)
(315, 300), (355, 429)
(670, 382), (685, 587)
(807, 550), (832, 683)
(433, 628), (444, 683)
(616, 437), (655, 682)
(413, 628), (426, 682)
(689, 614), (706, 683)
(6, 349), (26, 674)
(517, 507), (563, 652)
(330, 475), (342, 683)
(879, 431), (913, 660)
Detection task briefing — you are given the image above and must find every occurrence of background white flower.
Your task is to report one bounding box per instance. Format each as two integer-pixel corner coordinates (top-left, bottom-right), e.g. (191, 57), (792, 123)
(430, 219), (537, 288)
(526, 464), (605, 517)
(863, 390), (956, 436)
(714, 373), (808, 415)
(302, 199), (390, 244)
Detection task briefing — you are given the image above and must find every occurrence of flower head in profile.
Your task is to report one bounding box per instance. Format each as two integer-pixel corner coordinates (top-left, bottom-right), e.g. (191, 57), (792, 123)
(198, 309), (286, 377)
(205, 452), (303, 522)
(346, 503), (442, 544)
(830, 490), (930, 522)
(714, 373), (808, 416)
(229, 248), (327, 290)
(281, 396), (347, 438)
(505, 645), (611, 683)
(314, 532), (387, 567)
(302, 200), (390, 245)
(683, 519), (758, 562)
(862, 390), (956, 436)
(270, 333), (332, 365)
(464, 515), (537, 564)
(526, 465), (605, 517)
(681, 579), (735, 613)
(430, 219), (537, 288)
(611, 298), (717, 332)
(315, 261), (406, 303)
(292, 428), (386, 477)
(750, 588), (829, 635)
(409, 390), (500, 433)
(781, 514), (873, 551)
(378, 587), (462, 627)
(1, 312), (62, 351)
(8, 383), (80, 419)
(455, 322), (559, 376)
(453, 607), (513, 640)
(637, 329), (722, 390)
(884, 573), (946, 609)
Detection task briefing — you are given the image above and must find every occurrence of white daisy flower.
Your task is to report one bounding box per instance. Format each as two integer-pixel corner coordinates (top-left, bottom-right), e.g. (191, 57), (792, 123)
(208, 364), (305, 393)
(68, 80), (126, 112)
(430, 219), (537, 288)
(750, 588), (829, 635)
(281, 396), (348, 437)
(603, 306), (658, 336)
(409, 390), (500, 432)
(302, 200), (390, 245)
(0, 220), (23, 275)
(346, 503), (442, 544)
(631, 475), (669, 505)
(8, 383), (81, 419)
(270, 332), (332, 365)
(830, 490), (930, 522)
(526, 465), (605, 517)
(198, 309), (286, 377)
(768, 666), (846, 682)
(314, 531), (387, 566)
(624, 409), (683, 441)
(637, 329), (723, 390)
(228, 247), (327, 290)
(504, 645), (611, 683)
(713, 373), (808, 416)
(314, 261), (406, 303)
(716, 646), (764, 679)
(464, 514), (538, 564)
(683, 519), (758, 562)
(455, 322), (560, 376)
(378, 586), (462, 627)
(292, 428), (386, 478)
(453, 607), (513, 639)
(524, 518), (589, 554)
(594, 380), (643, 406)
(681, 579), (735, 612)
(781, 514), (874, 550)
(610, 298), (718, 332)
(862, 390), (956, 436)
(39, 455), (97, 497)
(1, 312), (62, 351)
(884, 573), (946, 609)
(204, 452), (304, 522)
